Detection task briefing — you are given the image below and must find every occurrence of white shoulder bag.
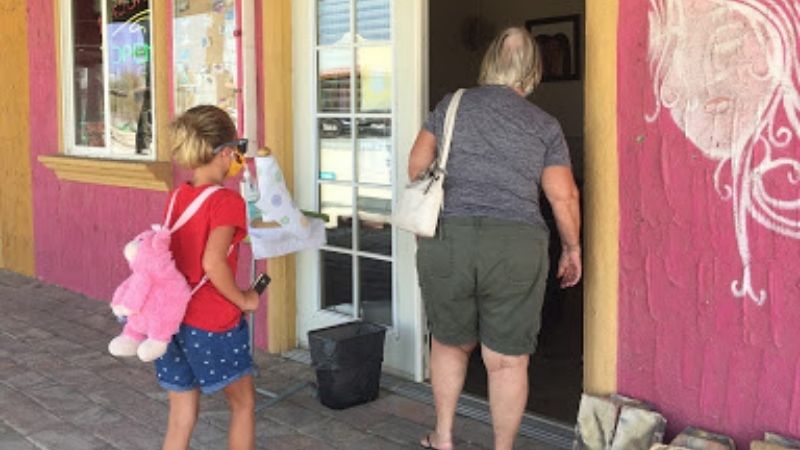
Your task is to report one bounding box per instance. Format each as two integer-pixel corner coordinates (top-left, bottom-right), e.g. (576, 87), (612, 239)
(394, 89), (465, 237)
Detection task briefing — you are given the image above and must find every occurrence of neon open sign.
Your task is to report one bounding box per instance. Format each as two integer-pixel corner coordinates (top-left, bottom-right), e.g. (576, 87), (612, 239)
(110, 43), (150, 65)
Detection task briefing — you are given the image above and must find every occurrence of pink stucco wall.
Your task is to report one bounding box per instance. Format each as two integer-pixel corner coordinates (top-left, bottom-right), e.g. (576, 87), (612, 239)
(26, 0), (267, 349)
(618, 0), (800, 445)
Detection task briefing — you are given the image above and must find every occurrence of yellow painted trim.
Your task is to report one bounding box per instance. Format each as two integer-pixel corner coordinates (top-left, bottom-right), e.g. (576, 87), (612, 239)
(152, 1), (171, 162)
(0, 2), (35, 275)
(44, 0), (173, 192)
(584, 0), (619, 395)
(263, 0), (297, 353)
(38, 155), (172, 191)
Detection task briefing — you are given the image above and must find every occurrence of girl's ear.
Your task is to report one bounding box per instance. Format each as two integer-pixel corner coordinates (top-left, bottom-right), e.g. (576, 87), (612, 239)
(211, 148), (227, 163)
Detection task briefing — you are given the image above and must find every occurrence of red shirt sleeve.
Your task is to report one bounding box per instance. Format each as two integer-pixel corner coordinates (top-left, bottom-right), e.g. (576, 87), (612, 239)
(208, 189), (247, 244)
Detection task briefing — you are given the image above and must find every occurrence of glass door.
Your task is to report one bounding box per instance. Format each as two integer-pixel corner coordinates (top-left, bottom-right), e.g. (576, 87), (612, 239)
(295, 0), (427, 380)
(316, 0), (394, 329)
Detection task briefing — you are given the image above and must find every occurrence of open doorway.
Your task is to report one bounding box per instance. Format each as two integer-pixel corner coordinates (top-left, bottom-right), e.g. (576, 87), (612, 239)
(428, 0), (586, 425)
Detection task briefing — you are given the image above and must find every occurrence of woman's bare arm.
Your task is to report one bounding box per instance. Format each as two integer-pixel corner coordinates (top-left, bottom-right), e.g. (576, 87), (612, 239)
(407, 129), (438, 180)
(541, 166), (582, 287)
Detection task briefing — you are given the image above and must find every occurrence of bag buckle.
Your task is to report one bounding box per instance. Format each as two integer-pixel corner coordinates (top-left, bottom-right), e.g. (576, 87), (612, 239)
(422, 165), (446, 195)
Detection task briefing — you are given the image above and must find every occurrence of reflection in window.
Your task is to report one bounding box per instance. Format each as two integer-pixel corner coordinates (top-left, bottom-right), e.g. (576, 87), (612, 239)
(359, 258), (392, 326)
(173, 0), (238, 124)
(318, 0), (350, 45)
(320, 184), (353, 249)
(357, 46), (391, 113)
(358, 187), (392, 256)
(356, 0), (390, 42)
(72, 0), (106, 147)
(319, 49), (352, 113)
(107, 0), (153, 155)
(67, 0), (154, 157)
(322, 251), (353, 313)
(357, 118), (391, 184)
(319, 118), (353, 181)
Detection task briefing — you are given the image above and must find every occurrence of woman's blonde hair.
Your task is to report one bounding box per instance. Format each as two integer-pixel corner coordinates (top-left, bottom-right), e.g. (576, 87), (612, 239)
(170, 105), (237, 169)
(478, 27), (542, 95)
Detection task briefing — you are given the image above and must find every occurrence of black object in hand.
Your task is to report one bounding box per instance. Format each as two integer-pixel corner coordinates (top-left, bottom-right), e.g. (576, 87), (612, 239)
(252, 273), (271, 295)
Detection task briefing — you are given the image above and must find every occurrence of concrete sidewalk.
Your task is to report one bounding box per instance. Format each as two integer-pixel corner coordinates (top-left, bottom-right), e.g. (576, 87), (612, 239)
(0, 270), (559, 449)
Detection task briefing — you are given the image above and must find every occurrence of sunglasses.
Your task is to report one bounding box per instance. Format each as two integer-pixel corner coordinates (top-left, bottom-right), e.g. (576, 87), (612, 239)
(212, 138), (248, 160)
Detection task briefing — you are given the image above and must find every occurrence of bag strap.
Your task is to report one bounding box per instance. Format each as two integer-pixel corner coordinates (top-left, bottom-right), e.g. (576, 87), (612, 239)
(165, 185), (223, 233)
(438, 88), (465, 171)
(163, 188), (181, 229)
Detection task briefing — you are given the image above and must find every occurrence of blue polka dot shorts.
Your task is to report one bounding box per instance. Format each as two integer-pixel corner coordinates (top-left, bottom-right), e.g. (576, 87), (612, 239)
(154, 319), (253, 394)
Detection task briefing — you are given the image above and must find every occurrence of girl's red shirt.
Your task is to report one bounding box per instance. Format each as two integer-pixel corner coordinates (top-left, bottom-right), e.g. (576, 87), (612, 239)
(166, 183), (247, 332)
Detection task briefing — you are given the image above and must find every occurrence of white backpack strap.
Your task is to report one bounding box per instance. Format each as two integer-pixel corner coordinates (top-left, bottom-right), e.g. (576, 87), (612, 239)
(169, 186), (223, 233)
(162, 188), (182, 229)
(166, 185), (234, 297)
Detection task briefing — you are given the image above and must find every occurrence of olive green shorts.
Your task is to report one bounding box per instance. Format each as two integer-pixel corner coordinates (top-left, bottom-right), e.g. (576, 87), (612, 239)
(417, 217), (549, 356)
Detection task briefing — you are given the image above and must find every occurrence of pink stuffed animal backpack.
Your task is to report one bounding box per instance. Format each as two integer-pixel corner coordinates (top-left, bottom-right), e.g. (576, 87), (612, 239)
(108, 185), (222, 362)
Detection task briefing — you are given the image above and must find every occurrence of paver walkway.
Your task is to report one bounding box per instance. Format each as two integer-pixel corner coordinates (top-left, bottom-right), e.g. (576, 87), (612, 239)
(0, 270), (560, 449)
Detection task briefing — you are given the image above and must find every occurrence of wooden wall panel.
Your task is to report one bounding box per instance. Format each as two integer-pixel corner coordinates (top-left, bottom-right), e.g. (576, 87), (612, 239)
(0, 0), (35, 275)
(263, 0), (296, 353)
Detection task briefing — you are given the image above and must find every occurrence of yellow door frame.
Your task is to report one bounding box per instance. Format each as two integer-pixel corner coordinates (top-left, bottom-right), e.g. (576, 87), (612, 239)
(263, 0), (297, 353)
(583, 0), (619, 394)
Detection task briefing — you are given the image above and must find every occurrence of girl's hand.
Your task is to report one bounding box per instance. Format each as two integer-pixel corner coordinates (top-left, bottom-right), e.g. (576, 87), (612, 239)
(239, 289), (260, 312)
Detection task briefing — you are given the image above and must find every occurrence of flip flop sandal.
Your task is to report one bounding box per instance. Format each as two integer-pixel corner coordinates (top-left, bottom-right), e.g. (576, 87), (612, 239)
(420, 434), (442, 449)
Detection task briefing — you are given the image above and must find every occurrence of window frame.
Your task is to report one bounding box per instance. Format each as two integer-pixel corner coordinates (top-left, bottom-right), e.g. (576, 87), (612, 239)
(60, 0), (158, 161)
(41, 0), (173, 191)
(313, 0), (398, 327)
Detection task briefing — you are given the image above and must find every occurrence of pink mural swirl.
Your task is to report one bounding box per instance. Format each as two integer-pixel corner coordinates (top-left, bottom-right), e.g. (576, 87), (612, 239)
(646, 0), (800, 304)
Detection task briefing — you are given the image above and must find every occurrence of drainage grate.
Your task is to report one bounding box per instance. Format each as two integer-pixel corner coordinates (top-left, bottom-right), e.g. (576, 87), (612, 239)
(282, 349), (574, 449)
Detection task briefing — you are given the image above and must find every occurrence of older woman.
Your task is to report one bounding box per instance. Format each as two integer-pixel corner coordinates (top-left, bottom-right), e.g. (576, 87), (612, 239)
(410, 27), (581, 450)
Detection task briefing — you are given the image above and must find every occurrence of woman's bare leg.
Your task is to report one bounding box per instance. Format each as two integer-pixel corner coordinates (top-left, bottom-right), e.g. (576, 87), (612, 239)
(421, 337), (477, 450)
(482, 345), (529, 450)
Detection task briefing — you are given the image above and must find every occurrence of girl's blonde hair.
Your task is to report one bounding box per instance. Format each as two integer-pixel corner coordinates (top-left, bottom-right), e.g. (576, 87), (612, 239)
(170, 105), (237, 169)
(478, 27), (542, 96)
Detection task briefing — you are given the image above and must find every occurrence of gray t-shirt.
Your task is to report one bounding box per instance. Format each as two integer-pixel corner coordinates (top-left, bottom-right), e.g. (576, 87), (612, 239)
(424, 85), (571, 227)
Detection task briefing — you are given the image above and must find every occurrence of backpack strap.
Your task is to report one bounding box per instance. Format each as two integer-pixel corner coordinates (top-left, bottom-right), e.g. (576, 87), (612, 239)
(163, 188), (181, 230)
(167, 185), (223, 233)
(163, 185), (235, 297)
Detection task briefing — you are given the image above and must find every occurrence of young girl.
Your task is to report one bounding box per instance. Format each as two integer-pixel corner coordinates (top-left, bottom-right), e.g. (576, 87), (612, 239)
(156, 105), (259, 450)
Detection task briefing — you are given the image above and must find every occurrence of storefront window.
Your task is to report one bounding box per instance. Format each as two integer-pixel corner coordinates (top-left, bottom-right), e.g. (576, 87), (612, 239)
(316, 0), (394, 326)
(65, 0), (154, 158)
(173, 0), (239, 125)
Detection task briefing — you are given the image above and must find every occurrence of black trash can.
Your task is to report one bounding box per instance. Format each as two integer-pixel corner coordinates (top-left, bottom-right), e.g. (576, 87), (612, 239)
(308, 321), (387, 409)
